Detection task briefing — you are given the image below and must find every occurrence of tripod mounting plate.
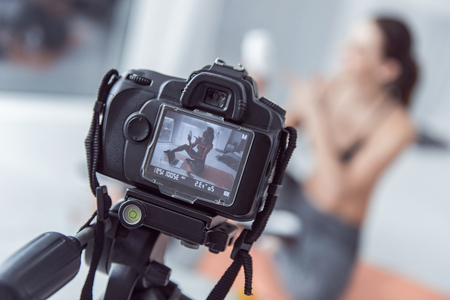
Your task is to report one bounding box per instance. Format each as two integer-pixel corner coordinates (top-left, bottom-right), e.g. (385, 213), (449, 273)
(120, 189), (238, 253)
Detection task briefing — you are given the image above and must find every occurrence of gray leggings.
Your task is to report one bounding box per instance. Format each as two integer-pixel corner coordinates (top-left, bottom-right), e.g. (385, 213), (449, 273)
(273, 175), (359, 300)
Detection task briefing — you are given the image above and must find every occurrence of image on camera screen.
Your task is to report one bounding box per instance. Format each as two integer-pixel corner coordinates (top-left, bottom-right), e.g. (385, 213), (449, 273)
(142, 106), (254, 206)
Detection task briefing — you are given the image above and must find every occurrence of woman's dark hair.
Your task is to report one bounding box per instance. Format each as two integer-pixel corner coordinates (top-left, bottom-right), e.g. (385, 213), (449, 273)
(204, 127), (214, 142)
(375, 17), (419, 107)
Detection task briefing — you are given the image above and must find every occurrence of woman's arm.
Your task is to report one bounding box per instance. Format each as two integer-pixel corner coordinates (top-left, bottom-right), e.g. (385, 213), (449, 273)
(284, 76), (346, 209)
(284, 73), (317, 128)
(302, 92), (345, 210)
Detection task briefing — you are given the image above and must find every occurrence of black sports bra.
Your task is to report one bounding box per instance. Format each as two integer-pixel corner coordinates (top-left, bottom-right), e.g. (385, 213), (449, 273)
(338, 139), (364, 163)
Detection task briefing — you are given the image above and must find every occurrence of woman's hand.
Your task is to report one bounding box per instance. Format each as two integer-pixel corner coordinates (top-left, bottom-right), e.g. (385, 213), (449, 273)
(284, 71), (327, 127)
(303, 77), (328, 126)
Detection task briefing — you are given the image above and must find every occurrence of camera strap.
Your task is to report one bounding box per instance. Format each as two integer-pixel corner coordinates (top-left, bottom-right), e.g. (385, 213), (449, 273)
(207, 126), (297, 300)
(79, 69), (119, 300)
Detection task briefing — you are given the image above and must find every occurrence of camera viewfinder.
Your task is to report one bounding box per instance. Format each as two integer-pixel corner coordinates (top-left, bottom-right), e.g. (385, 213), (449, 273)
(204, 88), (228, 108)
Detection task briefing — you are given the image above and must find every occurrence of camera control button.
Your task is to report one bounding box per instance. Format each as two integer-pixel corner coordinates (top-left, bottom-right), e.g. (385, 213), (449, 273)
(127, 74), (152, 85)
(126, 116), (150, 142)
(260, 97), (286, 117)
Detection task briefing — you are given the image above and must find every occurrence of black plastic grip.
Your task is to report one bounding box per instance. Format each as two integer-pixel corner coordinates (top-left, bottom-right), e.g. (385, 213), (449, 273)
(0, 232), (82, 300)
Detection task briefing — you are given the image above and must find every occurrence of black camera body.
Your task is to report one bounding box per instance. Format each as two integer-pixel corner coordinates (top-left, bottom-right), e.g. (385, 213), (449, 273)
(97, 60), (285, 222)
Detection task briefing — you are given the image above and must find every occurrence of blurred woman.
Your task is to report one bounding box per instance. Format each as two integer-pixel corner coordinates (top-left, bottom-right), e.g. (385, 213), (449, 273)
(257, 16), (419, 300)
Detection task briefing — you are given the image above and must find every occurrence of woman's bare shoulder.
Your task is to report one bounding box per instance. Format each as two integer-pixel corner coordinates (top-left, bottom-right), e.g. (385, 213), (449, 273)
(371, 104), (416, 150)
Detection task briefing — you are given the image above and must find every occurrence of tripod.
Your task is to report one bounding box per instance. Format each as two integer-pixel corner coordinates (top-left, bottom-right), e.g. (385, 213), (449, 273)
(0, 187), (239, 300)
(83, 199), (192, 300)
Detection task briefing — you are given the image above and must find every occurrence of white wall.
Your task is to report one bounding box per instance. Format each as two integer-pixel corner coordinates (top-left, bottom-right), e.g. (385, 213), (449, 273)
(120, 0), (224, 78)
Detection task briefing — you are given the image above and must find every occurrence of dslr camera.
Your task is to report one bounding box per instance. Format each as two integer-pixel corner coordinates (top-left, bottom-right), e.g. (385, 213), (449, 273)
(0, 60), (292, 300)
(98, 59), (286, 249)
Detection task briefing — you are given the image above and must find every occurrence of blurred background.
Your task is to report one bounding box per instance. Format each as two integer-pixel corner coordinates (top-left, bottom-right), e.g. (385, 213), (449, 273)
(0, 0), (449, 299)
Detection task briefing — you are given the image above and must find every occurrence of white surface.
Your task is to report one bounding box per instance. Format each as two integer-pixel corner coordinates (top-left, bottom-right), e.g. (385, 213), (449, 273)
(361, 146), (450, 295)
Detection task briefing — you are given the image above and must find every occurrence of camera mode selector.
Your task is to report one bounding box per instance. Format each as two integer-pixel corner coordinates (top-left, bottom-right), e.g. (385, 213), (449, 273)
(125, 116), (151, 142)
(260, 97), (286, 117)
(127, 74), (152, 85)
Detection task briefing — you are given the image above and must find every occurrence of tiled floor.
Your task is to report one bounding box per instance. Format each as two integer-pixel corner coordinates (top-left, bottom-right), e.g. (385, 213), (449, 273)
(342, 262), (450, 300)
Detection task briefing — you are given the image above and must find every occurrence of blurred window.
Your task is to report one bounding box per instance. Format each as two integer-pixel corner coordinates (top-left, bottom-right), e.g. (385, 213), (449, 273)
(0, 0), (130, 95)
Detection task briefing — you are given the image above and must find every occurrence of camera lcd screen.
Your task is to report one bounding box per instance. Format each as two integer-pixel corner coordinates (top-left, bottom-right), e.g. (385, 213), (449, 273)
(142, 106), (254, 207)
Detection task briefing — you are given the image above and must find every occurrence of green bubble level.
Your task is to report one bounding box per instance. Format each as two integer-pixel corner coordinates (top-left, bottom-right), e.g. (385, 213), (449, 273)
(123, 204), (142, 225)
